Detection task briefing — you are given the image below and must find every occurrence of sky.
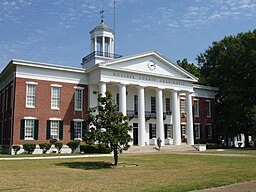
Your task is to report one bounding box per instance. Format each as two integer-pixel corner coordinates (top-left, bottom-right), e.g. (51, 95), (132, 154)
(0, 0), (256, 71)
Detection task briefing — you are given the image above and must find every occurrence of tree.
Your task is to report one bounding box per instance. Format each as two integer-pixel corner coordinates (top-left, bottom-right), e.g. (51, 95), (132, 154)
(176, 59), (205, 84)
(84, 91), (132, 166)
(198, 29), (256, 147)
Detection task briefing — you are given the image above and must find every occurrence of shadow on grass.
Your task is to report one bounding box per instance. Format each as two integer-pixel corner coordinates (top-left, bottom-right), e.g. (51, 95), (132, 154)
(56, 161), (114, 170)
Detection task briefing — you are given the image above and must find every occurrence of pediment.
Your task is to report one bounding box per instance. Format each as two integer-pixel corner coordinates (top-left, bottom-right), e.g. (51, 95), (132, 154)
(101, 51), (198, 82)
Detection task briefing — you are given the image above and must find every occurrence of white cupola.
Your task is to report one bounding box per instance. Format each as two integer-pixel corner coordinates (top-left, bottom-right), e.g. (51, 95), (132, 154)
(81, 20), (121, 69)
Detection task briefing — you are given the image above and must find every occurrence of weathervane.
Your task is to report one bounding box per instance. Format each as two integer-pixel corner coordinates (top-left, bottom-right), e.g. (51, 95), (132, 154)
(100, 9), (104, 22)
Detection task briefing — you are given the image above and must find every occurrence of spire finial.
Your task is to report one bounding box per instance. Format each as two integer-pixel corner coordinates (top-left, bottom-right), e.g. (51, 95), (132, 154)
(100, 9), (104, 22)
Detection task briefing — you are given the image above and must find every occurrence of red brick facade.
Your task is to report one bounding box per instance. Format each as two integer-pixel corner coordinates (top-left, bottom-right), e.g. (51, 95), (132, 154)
(12, 77), (88, 145)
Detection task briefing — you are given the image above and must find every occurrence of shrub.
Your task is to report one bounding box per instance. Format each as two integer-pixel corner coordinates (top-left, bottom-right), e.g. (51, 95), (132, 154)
(39, 143), (52, 154)
(54, 142), (63, 153)
(80, 144), (112, 154)
(206, 143), (219, 149)
(13, 145), (21, 155)
(97, 144), (112, 154)
(67, 141), (80, 153)
(23, 143), (36, 154)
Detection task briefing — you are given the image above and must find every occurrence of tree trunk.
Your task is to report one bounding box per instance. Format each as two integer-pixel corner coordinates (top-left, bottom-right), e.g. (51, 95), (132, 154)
(113, 145), (118, 166)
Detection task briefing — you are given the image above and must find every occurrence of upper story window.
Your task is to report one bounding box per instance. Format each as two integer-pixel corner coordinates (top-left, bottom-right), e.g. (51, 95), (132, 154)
(180, 99), (186, 116)
(151, 97), (156, 113)
(51, 85), (61, 110)
(134, 95), (138, 112)
(74, 88), (83, 111)
(166, 98), (171, 113)
(193, 99), (199, 117)
(206, 100), (211, 117)
(26, 82), (38, 108)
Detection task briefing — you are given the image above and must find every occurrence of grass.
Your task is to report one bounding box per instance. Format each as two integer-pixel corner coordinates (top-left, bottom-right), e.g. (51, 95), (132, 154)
(0, 152), (256, 192)
(202, 148), (256, 155)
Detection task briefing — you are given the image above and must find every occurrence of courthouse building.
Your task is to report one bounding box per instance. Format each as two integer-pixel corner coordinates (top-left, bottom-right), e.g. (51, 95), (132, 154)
(0, 20), (218, 154)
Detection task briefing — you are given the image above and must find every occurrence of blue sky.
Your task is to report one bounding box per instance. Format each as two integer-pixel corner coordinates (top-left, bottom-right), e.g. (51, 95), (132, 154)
(0, 0), (256, 71)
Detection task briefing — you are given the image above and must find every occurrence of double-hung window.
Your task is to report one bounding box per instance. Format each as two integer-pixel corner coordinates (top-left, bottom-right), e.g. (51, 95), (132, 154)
(26, 82), (37, 108)
(74, 87), (83, 111)
(180, 99), (186, 116)
(151, 97), (156, 113)
(166, 98), (171, 114)
(51, 85), (61, 109)
(149, 123), (156, 139)
(47, 118), (63, 140)
(74, 121), (83, 139)
(194, 124), (200, 139)
(25, 119), (34, 139)
(20, 117), (38, 140)
(50, 120), (59, 139)
(206, 100), (211, 117)
(193, 99), (199, 117)
(206, 124), (212, 138)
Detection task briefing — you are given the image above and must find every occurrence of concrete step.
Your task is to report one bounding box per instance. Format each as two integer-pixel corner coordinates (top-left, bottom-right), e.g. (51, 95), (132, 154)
(124, 144), (196, 154)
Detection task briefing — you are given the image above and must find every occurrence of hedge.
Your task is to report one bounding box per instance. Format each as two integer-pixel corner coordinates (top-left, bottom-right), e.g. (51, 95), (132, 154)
(80, 144), (112, 154)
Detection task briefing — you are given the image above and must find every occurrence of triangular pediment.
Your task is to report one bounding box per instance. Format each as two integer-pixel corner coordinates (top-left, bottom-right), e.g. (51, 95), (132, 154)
(100, 51), (198, 82)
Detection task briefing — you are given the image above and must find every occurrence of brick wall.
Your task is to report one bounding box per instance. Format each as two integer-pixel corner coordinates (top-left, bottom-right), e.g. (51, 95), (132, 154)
(12, 77), (88, 145)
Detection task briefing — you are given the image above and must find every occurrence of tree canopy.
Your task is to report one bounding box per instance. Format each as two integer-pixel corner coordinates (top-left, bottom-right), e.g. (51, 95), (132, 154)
(84, 91), (132, 166)
(198, 29), (256, 146)
(176, 58), (205, 84)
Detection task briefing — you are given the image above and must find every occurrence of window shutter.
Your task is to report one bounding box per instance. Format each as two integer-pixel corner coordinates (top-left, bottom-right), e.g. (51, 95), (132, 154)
(46, 120), (50, 140)
(20, 119), (25, 140)
(34, 120), (39, 140)
(82, 121), (86, 140)
(70, 121), (74, 140)
(59, 121), (63, 140)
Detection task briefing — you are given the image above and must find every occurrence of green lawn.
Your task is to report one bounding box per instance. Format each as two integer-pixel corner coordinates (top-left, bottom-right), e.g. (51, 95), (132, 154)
(0, 153), (256, 192)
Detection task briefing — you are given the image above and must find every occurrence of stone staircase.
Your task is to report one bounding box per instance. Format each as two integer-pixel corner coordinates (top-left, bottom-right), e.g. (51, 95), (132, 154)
(123, 144), (196, 154)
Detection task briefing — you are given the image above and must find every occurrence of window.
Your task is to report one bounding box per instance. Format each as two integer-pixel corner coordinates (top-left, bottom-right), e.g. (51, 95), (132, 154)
(75, 89), (83, 111)
(193, 99), (199, 117)
(206, 100), (211, 117)
(51, 120), (59, 139)
(116, 93), (119, 109)
(51, 86), (60, 109)
(166, 98), (171, 113)
(180, 99), (186, 115)
(74, 121), (82, 139)
(194, 124), (200, 139)
(151, 97), (156, 113)
(20, 118), (38, 140)
(164, 124), (173, 139)
(134, 95), (138, 113)
(149, 123), (156, 139)
(206, 124), (212, 138)
(26, 83), (37, 108)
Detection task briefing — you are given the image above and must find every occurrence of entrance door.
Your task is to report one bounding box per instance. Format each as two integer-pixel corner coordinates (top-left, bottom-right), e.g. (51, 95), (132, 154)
(133, 123), (138, 145)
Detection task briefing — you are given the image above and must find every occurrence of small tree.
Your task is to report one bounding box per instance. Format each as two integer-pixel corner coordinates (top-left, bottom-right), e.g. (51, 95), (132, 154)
(84, 91), (132, 166)
(67, 141), (80, 153)
(13, 145), (21, 155)
(54, 142), (63, 153)
(23, 143), (36, 154)
(39, 143), (52, 154)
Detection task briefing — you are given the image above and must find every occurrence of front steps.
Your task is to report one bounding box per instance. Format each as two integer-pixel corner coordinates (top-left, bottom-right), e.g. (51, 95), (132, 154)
(124, 144), (196, 154)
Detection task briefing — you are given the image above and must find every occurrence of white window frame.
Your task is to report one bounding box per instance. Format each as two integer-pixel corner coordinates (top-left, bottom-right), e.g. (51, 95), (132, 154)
(206, 123), (212, 138)
(51, 85), (61, 110)
(26, 82), (38, 108)
(73, 119), (84, 140)
(206, 100), (211, 117)
(74, 88), (83, 111)
(24, 117), (37, 140)
(194, 123), (200, 139)
(50, 120), (60, 140)
(193, 99), (199, 117)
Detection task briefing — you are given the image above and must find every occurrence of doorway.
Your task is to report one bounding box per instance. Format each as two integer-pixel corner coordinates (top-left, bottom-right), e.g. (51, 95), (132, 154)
(133, 123), (138, 145)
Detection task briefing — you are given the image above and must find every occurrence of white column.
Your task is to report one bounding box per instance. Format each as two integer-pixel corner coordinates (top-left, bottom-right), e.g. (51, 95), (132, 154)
(138, 86), (145, 146)
(102, 36), (105, 54)
(94, 37), (97, 52)
(156, 88), (164, 146)
(119, 84), (127, 116)
(172, 90), (181, 145)
(186, 92), (194, 145)
(99, 82), (106, 97)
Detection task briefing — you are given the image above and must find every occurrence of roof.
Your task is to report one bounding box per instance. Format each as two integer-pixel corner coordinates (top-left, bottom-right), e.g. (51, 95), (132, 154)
(90, 20), (114, 34)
